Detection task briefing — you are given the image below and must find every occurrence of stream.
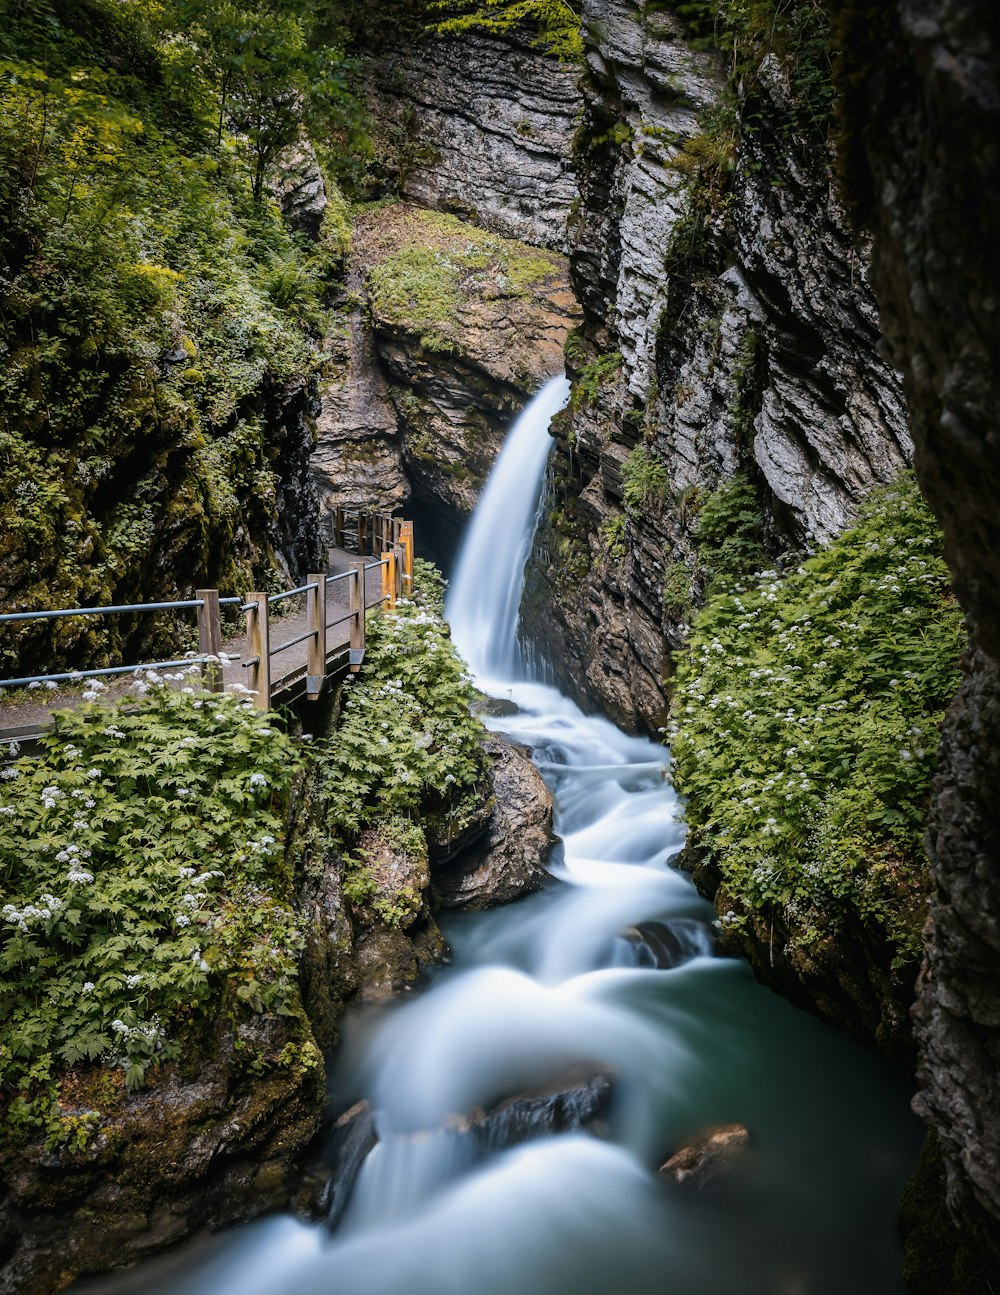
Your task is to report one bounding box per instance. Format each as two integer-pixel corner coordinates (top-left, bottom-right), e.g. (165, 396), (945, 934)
(90, 378), (922, 1294)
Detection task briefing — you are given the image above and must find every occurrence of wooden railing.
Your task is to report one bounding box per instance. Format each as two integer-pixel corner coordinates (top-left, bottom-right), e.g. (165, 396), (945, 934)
(0, 510), (414, 723)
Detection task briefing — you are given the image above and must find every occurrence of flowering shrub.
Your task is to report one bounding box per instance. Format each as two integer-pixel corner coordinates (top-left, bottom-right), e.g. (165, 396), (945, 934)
(669, 474), (964, 966)
(0, 678), (302, 1140)
(317, 561), (489, 921)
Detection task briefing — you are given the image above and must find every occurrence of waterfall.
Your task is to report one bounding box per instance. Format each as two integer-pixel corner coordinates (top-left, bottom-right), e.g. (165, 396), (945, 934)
(446, 375), (570, 684)
(105, 381), (921, 1295)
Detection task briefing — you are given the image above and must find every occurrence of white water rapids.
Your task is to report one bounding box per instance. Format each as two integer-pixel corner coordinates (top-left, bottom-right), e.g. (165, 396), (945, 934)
(90, 378), (921, 1294)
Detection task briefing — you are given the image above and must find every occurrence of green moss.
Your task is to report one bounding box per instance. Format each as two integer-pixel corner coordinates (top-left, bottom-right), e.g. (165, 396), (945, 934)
(898, 1130), (992, 1295)
(314, 562), (490, 921)
(363, 206), (564, 355)
(0, 1), (330, 674)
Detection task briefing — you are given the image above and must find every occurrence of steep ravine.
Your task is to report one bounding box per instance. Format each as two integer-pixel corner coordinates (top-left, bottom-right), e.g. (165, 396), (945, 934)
(335, 11), (998, 1285)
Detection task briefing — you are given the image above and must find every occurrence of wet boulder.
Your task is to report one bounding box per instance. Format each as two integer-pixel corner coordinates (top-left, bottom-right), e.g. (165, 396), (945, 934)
(434, 733), (553, 909)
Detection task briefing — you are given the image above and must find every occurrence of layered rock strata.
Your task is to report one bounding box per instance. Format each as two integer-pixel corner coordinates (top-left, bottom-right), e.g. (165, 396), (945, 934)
(521, 0), (910, 734)
(363, 32), (581, 250)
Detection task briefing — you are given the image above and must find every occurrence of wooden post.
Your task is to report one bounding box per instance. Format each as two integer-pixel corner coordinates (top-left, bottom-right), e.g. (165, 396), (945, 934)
(373, 513), (383, 556)
(356, 512), (366, 556)
(381, 551), (396, 611)
(393, 544), (404, 604)
(392, 517), (402, 548)
(349, 558), (366, 671)
(196, 589), (224, 692)
(400, 521), (414, 596)
(334, 507), (344, 549)
(306, 573), (325, 700)
(245, 593), (271, 710)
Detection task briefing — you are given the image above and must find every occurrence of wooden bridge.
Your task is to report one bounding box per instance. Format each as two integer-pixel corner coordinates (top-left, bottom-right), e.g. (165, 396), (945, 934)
(0, 509), (414, 743)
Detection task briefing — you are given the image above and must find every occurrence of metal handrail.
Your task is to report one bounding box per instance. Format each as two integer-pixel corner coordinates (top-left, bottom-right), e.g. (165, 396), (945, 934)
(1, 514), (412, 707)
(269, 628), (318, 657)
(267, 582), (317, 606)
(0, 599), (206, 625)
(0, 656), (219, 689)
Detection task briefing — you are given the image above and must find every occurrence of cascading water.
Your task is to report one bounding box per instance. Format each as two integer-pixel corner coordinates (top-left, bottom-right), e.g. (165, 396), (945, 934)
(91, 380), (921, 1295)
(445, 375), (570, 683)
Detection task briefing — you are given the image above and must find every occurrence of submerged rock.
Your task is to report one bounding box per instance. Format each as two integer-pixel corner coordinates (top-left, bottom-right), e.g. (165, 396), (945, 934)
(659, 1123), (751, 1189)
(434, 733), (553, 909)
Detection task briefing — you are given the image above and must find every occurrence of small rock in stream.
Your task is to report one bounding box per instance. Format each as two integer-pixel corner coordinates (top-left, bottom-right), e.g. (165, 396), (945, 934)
(659, 1123), (751, 1189)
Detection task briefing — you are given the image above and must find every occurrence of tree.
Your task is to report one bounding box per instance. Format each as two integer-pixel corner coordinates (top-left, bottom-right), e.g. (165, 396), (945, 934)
(174, 0), (359, 202)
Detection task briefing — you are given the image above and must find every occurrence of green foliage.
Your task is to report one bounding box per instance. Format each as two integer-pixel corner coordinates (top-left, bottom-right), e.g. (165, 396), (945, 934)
(672, 0), (835, 145)
(174, 0), (360, 202)
(427, 0), (584, 61)
(669, 474), (964, 967)
(0, 0), (342, 673)
(570, 351), (622, 410)
(621, 445), (669, 517)
(692, 473), (767, 594)
(662, 560), (694, 619)
(0, 681), (303, 1137)
(601, 512), (627, 562)
(316, 575), (489, 921)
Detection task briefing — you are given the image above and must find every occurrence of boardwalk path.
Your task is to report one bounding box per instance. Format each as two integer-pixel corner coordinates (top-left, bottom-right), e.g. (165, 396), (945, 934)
(0, 548), (387, 744)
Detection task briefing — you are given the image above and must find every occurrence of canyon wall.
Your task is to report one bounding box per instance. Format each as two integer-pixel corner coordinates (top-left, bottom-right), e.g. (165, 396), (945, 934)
(521, 0), (910, 733)
(840, 0), (1000, 1277)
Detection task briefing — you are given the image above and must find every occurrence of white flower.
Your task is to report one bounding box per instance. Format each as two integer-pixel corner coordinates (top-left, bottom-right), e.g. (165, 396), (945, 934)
(81, 981), (95, 993)
(67, 868), (95, 884)
(87, 768), (101, 780)
(125, 974), (143, 988)
(111, 1019), (129, 1034)
(248, 773), (268, 788)
(0, 768), (17, 781)
(175, 914), (191, 927)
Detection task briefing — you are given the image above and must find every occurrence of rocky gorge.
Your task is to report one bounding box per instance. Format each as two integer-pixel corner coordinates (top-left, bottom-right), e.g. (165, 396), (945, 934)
(311, 5), (998, 1288)
(1, 0), (998, 1290)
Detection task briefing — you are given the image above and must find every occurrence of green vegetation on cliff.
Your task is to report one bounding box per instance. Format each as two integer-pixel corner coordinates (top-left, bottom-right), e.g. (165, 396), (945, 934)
(315, 561), (490, 926)
(0, 565), (491, 1143)
(0, 0), (358, 673)
(361, 204), (564, 355)
(0, 680), (306, 1144)
(670, 475), (963, 982)
(427, 0), (584, 60)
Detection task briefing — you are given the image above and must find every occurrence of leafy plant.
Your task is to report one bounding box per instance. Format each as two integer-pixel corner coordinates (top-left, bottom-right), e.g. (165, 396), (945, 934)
(0, 678), (303, 1138)
(601, 513), (627, 561)
(668, 473), (964, 968)
(426, 0), (584, 61)
(315, 562), (489, 922)
(692, 473), (767, 594)
(621, 445), (669, 517)
(570, 351), (623, 410)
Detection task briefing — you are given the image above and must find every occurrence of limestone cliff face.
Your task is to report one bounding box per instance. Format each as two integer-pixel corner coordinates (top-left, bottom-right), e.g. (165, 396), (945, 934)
(842, 0), (1000, 1275)
(364, 32), (580, 250)
(311, 28), (582, 565)
(312, 204), (578, 565)
(521, 0), (910, 733)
